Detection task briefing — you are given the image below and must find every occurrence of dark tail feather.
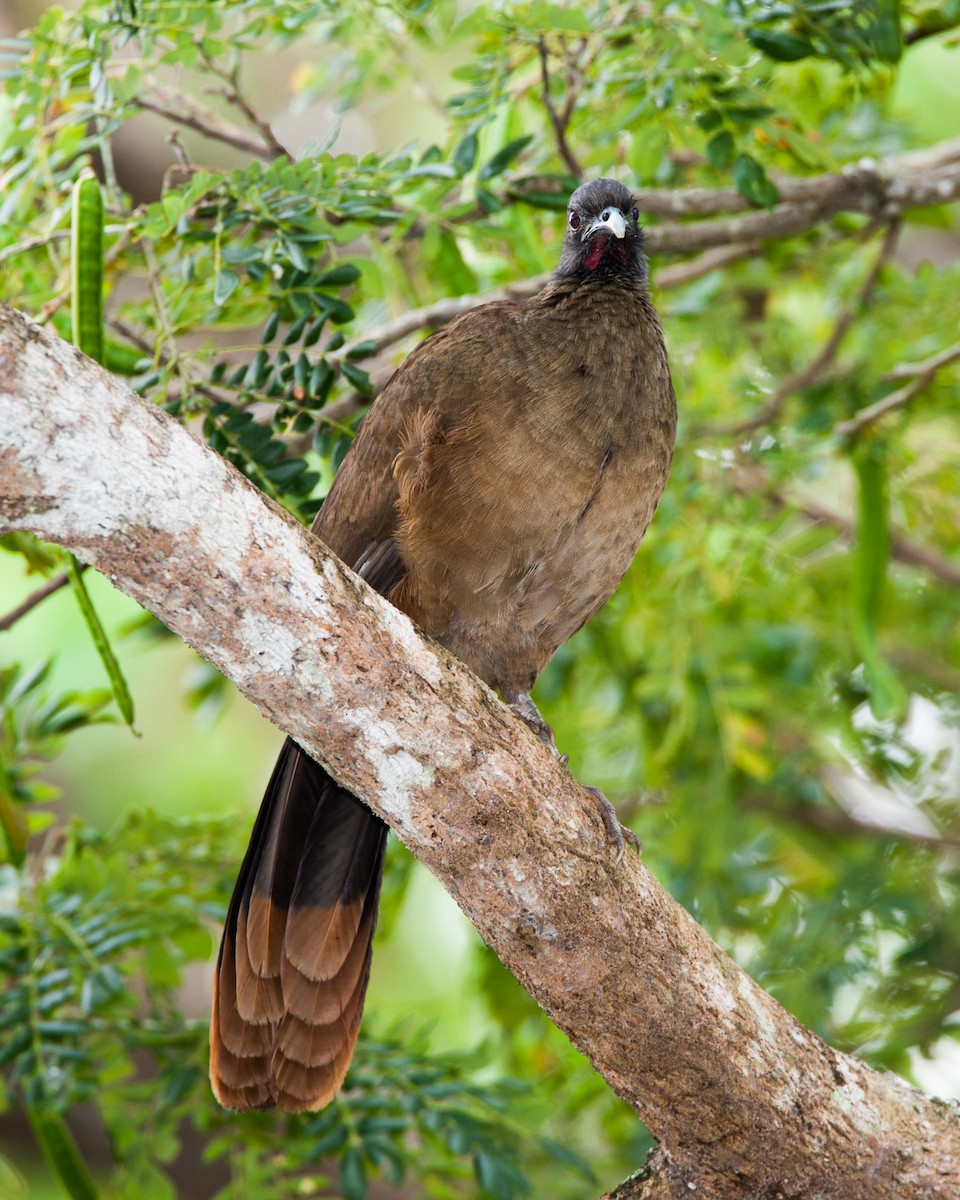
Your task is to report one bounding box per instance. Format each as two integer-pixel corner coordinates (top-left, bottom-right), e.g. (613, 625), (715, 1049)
(210, 738), (387, 1112)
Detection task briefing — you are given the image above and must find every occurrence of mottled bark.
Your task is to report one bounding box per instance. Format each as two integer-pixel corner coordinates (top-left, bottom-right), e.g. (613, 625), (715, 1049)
(2, 304), (958, 1199)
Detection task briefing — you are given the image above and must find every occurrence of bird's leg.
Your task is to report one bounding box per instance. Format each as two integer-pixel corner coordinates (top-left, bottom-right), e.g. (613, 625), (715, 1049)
(505, 689), (560, 753)
(584, 786), (642, 863)
(503, 689), (641, 861)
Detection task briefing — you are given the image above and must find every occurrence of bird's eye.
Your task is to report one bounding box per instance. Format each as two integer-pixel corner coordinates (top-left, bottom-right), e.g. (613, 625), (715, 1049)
(631, 205), (639, 221)
(568, 210), (581, 230)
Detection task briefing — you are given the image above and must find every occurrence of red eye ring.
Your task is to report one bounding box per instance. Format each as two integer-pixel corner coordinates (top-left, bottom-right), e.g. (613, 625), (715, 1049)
(569, 210), (581, 230)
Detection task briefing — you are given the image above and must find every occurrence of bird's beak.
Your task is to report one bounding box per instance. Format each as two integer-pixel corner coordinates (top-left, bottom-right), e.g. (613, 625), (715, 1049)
(586, 207), (627, 240)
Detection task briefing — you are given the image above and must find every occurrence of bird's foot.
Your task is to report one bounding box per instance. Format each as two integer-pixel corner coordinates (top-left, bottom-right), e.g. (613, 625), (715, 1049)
(504, 690), (639, 862)
(506, 690), (559, 753)
(584, 786), (642, 863)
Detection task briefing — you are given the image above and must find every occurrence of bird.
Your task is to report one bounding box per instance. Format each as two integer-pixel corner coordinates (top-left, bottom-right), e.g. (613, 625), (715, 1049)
(209, 177), (677, 1113)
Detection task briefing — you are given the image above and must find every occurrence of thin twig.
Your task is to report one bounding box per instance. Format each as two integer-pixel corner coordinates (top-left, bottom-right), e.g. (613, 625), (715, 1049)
(106, 316), (227, 409)
(142, 239), (181, 370)
(635, 137), (960, 220)
(202, 52), (287, 161)
(836, 341), (960, 437)
(727, 463), (960, 590)
(788, 494), (960, 589)
(0, 569), (80, 633)
(538, 37), (583, 179)
(884, 340), (960, 381)
(136, 80), (282, 161)
(0, 230), (70, 265)
(729, 220), (901, 436)
(744, 793), (960, 854)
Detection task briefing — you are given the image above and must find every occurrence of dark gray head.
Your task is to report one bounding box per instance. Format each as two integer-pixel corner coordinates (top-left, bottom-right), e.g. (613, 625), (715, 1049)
(555, 178), (647, 285)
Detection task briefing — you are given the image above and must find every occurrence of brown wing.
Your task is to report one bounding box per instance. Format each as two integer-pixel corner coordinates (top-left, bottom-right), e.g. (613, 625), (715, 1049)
(309, 300), (531, 576)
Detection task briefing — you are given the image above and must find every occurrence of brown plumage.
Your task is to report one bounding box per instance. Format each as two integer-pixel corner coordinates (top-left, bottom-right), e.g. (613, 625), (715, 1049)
(210, 178), (677, 1112)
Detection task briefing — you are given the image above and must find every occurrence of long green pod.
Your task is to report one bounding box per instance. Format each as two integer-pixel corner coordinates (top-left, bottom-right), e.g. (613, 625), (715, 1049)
(62, 551), (136, 730)
(68, 174), (136, 730)
(70, 171), (104, 365)
(26, 1107), (100, 1200)
(851, 439), (907, 721)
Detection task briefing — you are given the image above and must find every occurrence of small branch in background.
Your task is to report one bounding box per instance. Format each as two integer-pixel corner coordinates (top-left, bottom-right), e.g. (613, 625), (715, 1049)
(136, 80), (283, 161)
(745, 792), (960, 854)
(883, 340), (960, 382)
(726, 463), (960, 591)
(836, 340), (960, 438)
(105, 316), (230, 411)
(0, 568), (81, 633)
(0, 230), (70, 265)
(776, 490), (960, 589)
(200, 50), (288, 161)
(730, 220), (901, 436)
(538, 37), (583, 180)
(142, 239), (182, 373)
(636, 137), (960, 220)
(656, 242), (758, 287)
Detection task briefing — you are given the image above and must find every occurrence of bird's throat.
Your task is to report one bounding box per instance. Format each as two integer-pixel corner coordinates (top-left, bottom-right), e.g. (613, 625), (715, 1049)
(585, 232), (630, 273)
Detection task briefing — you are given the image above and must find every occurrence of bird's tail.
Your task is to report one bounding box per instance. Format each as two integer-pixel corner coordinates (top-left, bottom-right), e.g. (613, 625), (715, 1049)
(210, 738), (387, 1111)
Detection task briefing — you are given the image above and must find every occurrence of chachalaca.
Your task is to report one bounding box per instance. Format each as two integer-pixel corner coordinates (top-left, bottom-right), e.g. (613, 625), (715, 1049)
(210, 177), (677, 1112)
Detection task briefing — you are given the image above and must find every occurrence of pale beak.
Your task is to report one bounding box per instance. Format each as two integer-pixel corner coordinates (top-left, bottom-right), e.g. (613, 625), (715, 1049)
(587, 206), (627, 240)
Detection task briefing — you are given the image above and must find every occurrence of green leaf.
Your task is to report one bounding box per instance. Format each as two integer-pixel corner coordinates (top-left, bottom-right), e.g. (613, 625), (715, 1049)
(26, 1108), (100, 1200)
(212, 267), (240, 306)
(731, 153), (778, 208)
(308, 358), (335, 402)
(0, 533), (60, 574)
(0, 787), (29, 865)
(706, 130), (734, 168)
(341, 361), (372, 393)
(339, 1146), (367, 1200)
(866, 0), (903, 62)
(747, 28), (816, 61)
(346, 339), (377, 360)
(476, 186), (506, 212)
(479, 136), (534, 182)
(453, 130), (478, 175)
(244, 349), (270, 389)
(317, 263), (361, 287)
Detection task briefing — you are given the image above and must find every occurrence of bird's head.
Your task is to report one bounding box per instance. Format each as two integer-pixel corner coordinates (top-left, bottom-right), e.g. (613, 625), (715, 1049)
(555, 178), (647, 285)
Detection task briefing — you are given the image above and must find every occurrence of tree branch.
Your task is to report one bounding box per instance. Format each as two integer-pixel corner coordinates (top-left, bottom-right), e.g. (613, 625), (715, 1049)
(2, 304), (958, 1199)
(538, 37), (584, 179)
(730, 220), (901, 436)
(0, 567), (75, 632)
(644, 141), (960, 256)
(795, 495), (960, 589)
(633, 137), (960, 220)
(835, 340), (960, 438)
(135, 80), (284, 161)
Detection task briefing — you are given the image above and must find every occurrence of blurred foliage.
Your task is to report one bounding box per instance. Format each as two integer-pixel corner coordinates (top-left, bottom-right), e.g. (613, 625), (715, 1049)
(0, 814), (557, 1199)
(1, 0), (959, 1196)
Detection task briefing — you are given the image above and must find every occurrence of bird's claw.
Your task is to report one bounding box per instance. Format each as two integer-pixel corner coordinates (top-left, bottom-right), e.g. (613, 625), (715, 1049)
(507, 691), (559, 752)
(584, 785), (642, 863)
(505, 690), (639, 862)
